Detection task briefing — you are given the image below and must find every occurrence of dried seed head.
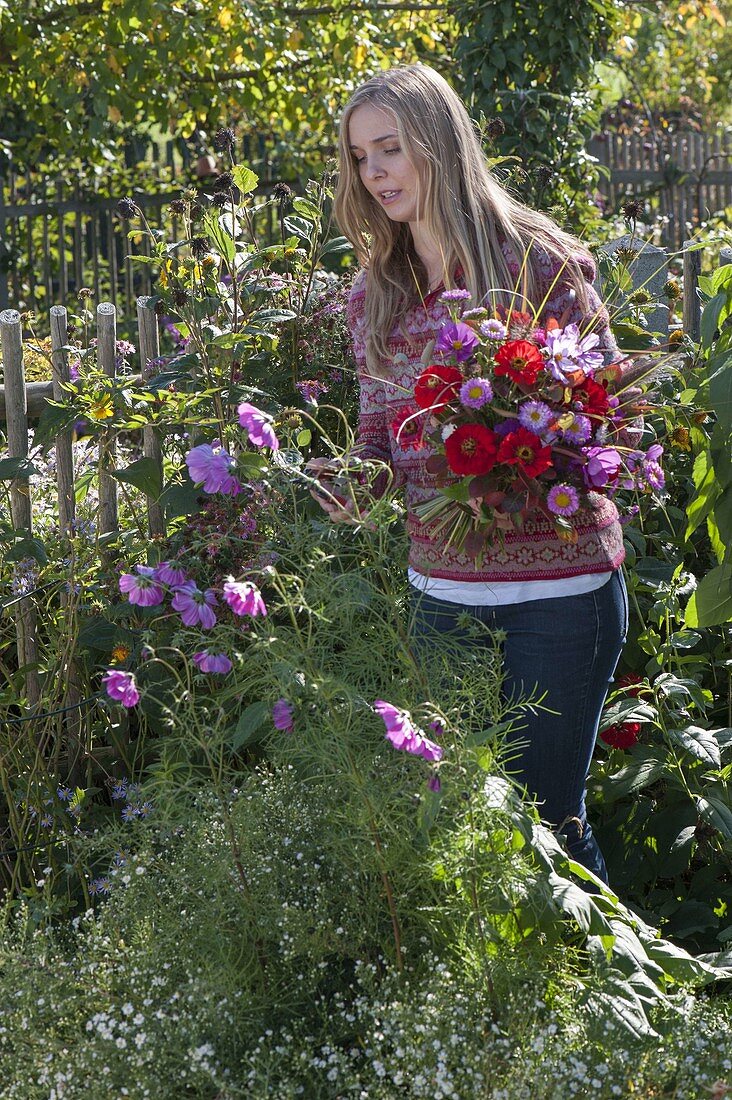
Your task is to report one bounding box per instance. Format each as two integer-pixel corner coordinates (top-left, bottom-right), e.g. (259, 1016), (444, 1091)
(213, 126), (236, 152)
(77, 287), (93, 301)
(169, 198), (187, 216)
(486, 117), (506, 140)
(190, 236), (209, 258)
(116, 197), (140, 219)
(663, 279), (682, 301)
(213, 171), (234, 192)
(622, 198), (644, 222)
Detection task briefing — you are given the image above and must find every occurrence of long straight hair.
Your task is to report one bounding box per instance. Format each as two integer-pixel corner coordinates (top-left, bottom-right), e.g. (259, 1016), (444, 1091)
(334, 64), (593, 375)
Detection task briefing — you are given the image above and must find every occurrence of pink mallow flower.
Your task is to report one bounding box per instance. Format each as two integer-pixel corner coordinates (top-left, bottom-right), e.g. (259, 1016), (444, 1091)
(119, 565), (165, 607)
(185, 443), (240, 495)
(171, 582), (218, 628)
(102, 669), (140, 708)
(193, 650), (233, 674)
(237, 402), (280, 450)
(153, 561), (189, 587)
(272, 698), (294, 732)
(373, 700), (444, 763)
(222, 577), (267, 617)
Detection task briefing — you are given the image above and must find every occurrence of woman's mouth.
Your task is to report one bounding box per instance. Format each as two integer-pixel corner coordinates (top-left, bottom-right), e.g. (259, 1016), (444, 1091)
(379, 190), (401, 205)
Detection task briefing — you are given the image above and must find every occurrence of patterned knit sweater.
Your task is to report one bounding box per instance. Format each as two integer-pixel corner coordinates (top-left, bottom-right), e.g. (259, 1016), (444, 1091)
(347, 245), (627, 584)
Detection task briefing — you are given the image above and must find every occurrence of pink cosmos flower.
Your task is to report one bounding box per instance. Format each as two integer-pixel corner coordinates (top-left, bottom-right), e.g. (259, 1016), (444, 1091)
(186, 443), (239, 494)
(237, 402), (280, 450)
(171, 582), (218, 628)
(102, 669), (140, 708)
(582, 446), (623, 488)
(222, 577), (267, 617)
(373, 700), (444, 763)
(435, 321), (479, 362)
(272, 698), (294, 732)
(192, 650), (233, 674)
(544, 324), (604, 384)
(153, 561), (189, 587)
(119, 565), (165, 607)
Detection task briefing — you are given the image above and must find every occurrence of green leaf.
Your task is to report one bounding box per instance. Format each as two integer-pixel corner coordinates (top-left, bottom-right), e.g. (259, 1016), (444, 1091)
(598, 756), (668, 798)
(685, 450), (721, 540)
(667, 725), (721, 769)
(685, 563), (732, 627)
(296, 429), (311, 446)
(644, 937), (721, 984)
(549, 872), (613, 937)
(600, 698), (656, 731)
(110, 457), (162, 500)
(5, 534), (48, 566)
(229, 701), (270, 751)
(291, 197), (320, 221)
(77, 616), (135, 653)
(211, 332), (249, 349)
(696, 794), (732, 839)
(319, 235), (352, 257)
(701, 292), (729, 349)
(464, 718), (515, 749)
(0, 456), (38, 480)
(232, 166), (259, 195)
(202, 210), (235, 266)
(159, 475), (202, 520)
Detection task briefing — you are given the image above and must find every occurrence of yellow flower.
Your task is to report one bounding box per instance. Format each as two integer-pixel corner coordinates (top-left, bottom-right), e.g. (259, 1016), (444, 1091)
(90, 396), (114, 420)
(111, 644), (131, 664)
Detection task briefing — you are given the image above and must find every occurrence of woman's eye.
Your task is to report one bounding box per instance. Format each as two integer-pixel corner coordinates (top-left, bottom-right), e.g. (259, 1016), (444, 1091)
(385, 147), (400, 155)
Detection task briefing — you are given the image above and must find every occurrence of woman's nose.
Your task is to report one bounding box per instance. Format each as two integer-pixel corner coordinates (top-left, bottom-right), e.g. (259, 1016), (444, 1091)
(365, 158), (385, 180)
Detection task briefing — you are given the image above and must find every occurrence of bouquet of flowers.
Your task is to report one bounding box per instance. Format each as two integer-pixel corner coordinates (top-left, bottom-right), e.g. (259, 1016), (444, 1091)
(402, 289), (665, 560)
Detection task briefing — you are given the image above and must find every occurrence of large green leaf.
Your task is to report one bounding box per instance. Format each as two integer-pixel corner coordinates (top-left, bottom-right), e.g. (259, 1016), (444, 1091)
(696, 793), (732, 839)
(684, 563), (732, 627)
(667, 725), (721, 769)
(110, 456), (162, 500)
(228, 701), (270, 751)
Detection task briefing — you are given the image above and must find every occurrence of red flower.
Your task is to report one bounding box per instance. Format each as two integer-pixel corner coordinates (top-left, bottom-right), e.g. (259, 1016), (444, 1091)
(414, 365), (463, 410)
(600, 721), (640, 749)
(616, 672), (643, 697)
(571, 377), (610, 418)
(496, 427), (553, 478)
(391, 404), (425, 451)
(494, 340), (544, 386)
(445, 424), (499, 476)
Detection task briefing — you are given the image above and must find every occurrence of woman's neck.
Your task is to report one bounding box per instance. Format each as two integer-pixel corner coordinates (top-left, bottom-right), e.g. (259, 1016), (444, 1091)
(409, 221), (448, 288)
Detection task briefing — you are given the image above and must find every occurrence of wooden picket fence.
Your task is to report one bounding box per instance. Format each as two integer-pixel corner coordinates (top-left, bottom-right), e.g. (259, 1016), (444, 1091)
(589, 128), (732, 250)
(1, 236), (732, 719)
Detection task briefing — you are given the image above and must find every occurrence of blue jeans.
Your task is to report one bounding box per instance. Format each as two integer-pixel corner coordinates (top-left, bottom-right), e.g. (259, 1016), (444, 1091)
(409, 571), (628, 883)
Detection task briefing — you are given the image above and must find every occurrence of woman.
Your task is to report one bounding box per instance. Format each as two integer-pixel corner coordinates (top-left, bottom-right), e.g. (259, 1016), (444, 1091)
(313, 64), (628, 883)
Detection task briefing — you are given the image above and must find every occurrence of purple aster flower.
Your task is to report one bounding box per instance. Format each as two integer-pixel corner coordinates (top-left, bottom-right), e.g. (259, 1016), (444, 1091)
(547, 483), (581, 517)
(561, 414), (592, 444)
(171, 582), (218, 628)
(518, 400), (552, 433)
(459, 377), (493, 409)
(102, 669), (140, 708)
(111, 782), (128, 801)
(582, 446), (623, 488)
(193, 650), (233, 674)
(222, 577), (267, 617)
(272, 698), (294, 732)
(185, 443), (238, 494)
(119, 565), (165, 607)
(435, 321), (479, 362)
(57, 785), (73, 801)
(296, 379), (328, 405)
(121, 805), (138, 823)
(439, 288), (471, 304)
(237, 402), (280, 450)
(69, 361), (80, 382)
(40, 814), (53, 828)
(479, 318), (507, 341)
(153, 561), (189, 587)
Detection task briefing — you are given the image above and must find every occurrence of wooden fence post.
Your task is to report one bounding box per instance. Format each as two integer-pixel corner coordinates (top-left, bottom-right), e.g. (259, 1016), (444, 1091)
(96, 302), (119, 542)
(136, 296), (166, 541)
(0, 309), (40, 708)
(683, 240), (703, 342)
(49, 304), (85, 783)
(49, 306), (75, 537)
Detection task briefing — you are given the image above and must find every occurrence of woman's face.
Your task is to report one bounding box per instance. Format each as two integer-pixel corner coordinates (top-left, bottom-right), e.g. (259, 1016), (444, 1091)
(347, 103), (422, 225)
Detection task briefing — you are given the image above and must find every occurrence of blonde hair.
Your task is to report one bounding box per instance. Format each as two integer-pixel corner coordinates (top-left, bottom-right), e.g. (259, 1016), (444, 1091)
(334, 64), (592, 375)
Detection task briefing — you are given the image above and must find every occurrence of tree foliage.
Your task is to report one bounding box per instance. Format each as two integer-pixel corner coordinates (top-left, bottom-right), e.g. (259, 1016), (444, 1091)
(450, 0), (624, 222)
(0, 0), (454, 172)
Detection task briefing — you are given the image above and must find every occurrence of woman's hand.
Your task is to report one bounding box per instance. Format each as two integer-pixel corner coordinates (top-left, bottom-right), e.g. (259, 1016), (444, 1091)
(306, 457), (375, 528)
